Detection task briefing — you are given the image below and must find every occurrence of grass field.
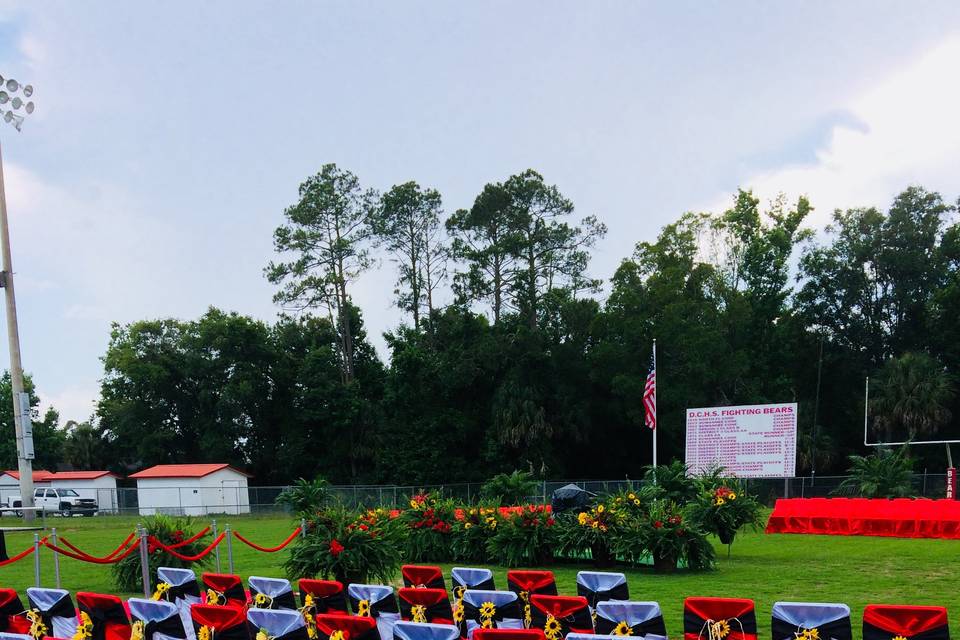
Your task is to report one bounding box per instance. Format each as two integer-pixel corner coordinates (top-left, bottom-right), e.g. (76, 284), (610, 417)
(0, 514), (956, 639)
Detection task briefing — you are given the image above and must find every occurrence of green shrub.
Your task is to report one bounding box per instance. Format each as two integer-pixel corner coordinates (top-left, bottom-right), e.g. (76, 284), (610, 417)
(401, 491), (457, 562)
(480, 471), (539, 506)
(687, 474), (763, 545)
(486, 506), (557, 566)
(113, 515), (210, 592)
(276, 477), (331, 516)
(610, 500), (714, 572)
(836, 446), (915, 498)
(451, 504), (500, 563)
(286, 505), (406, 585)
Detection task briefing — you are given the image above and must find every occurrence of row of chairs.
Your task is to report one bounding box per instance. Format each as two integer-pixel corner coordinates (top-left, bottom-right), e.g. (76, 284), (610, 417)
(0, 565), (950, 640)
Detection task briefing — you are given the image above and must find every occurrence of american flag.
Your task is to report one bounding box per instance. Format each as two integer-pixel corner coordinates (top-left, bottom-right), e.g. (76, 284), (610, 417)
(643, 352), (656, 430)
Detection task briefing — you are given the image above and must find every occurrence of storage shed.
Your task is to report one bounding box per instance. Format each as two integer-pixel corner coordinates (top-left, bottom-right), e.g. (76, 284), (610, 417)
(0, 470), (120, 513)
(129, 464), (252, 516)
(0, 470), (54, 506)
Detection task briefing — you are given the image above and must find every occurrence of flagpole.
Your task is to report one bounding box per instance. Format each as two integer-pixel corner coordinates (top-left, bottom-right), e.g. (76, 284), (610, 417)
(652, 338), (657, 471)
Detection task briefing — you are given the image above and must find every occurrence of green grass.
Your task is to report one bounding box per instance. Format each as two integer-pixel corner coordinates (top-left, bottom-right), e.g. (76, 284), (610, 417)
(1, 515), (956, 639)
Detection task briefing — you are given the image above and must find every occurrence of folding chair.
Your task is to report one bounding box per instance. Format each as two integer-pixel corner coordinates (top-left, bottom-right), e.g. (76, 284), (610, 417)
(862, 605), (949, 640)
(397, 590), (453, 625)
(347, 585), (400, 640)
(26, 588), (78, 640)
(594, 601), (666, 639)
(155, 568), (201, 640)
(772, 603), (851, 640)
(76, 593), (131, 640)
(575, 572), (628, 611)
(248, 578), (297, 611)
(393, 622), (460, 640)
(528, 595), (592, 639)
(460, 591), (524, 640)
(127, 598), (187, 640)
(505, 573), (556, 628)
(313, 615), (380, 640)
(402, 567), (446, 592)
(246, 608), (309, 640)
(298, 581), (348, 615)
(683, 598), (757, 640)
(189, 605), (247, 640)
(472, 630), (545, 640)
(199, 575), (246, 608)
(0, 589), (31, 635)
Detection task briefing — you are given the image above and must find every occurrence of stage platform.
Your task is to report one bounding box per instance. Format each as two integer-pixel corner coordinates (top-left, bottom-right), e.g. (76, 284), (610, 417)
(765, 497), (960, 539)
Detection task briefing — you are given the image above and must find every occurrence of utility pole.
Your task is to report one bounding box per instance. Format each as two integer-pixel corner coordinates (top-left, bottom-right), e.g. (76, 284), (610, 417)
(0, 74), (37, 521)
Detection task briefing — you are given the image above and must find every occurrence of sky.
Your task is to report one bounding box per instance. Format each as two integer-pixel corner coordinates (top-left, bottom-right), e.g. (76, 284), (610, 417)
(0, 1), (958, 425)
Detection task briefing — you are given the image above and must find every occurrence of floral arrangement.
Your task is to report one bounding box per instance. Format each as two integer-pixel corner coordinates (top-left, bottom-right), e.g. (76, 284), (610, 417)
(486, 505), (556, 566)
(402, 491), (457, 561)
(688, 476), (762, 546)
(113, 515), (209, 592)
(451, 504), (500, 563)
(556, 501), (622, 566)
(285, 504), (405, 585)
(610, 499), (714, 572)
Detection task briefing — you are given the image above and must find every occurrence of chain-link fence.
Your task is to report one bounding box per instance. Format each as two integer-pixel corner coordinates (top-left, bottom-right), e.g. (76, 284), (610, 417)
(0, 473), (950, 517)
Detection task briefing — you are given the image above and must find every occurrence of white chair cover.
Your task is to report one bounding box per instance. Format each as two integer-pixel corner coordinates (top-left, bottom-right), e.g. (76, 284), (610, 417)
(26, 588), (78, 640)
(128, 598), (186, 640)
(0, 634), (33, 640)
(450, 568), (494, 590)
(460, 591), (523, 640)
(575, 572), (626, 594)
(772, 603), (851, 640)
(157, 568), (200, 640)
(348, 585), (400, 640)
(595, 602), (666, 640)
(393, 622), (460, 640)
(248, 577), (295, 609)
(247, 609), (307, 636)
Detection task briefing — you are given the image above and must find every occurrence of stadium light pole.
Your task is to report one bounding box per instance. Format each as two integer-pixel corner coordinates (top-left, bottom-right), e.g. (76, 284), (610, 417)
(0, 73), (37, 521)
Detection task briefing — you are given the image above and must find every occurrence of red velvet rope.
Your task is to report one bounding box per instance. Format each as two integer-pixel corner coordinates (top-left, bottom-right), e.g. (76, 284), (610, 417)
(168, 526), (212, 549)
(232, 527), (302, 552)
(58, 530), (138, 561)
(43, 538), (141, 564)
(0, 542), (38, 567)
(148, 532), (226, 561)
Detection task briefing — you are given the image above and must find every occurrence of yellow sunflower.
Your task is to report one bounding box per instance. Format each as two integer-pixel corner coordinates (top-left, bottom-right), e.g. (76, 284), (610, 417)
(304, 594), (316, 610)
(479, 601), (497, 619)
(26, 610), (47, 640)
(711, 619), (731, 639)
(453, 605), (464, 624)
(72, 612), (94, 640)
(330, 631), (346, 640)
(409, 499), (419, 509)
(411, 605), (428, 623)
(578, 512), (590, 525)
(627, 493), (636, 500)
(613, 621), (634, 636)
(591, 521), (599, 529)
(197, 626), (212, 640)
(256, 628), (271, 640)
(801, 629), (820, 640)
(892, 636), (907, 640)
(254, 593), (272, 608)
(544, 615), (563, 640)
(597, 504), (606, 513)
(633, 499), (641, 506)
(130, 621), (145, 640)
(715, 497), (726, 506)
(206, 589), (224, 605)
(152, 582), (172, 601)
(357, 599), (371, 617)
(728, 493), (737, 500)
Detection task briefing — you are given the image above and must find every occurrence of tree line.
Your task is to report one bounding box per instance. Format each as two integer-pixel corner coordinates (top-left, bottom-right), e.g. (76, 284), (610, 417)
(3, 165), (958, 484)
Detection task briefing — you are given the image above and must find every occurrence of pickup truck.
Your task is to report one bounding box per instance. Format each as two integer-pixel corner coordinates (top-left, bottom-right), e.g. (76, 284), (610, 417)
(3, 488), (98, 517)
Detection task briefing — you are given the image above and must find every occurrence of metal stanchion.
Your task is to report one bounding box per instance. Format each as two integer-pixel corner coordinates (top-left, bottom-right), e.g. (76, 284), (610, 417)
(32, 533), (40, 587)
(138, 525), (151, 598)
(212, 519), (221, 572)
(300, 518), (307, 538)
(225, 524), (234, 574)
(51, 527), (61, 588)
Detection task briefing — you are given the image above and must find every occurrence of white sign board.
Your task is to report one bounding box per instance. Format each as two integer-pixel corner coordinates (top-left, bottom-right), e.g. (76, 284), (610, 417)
(685, 402), (797, 478)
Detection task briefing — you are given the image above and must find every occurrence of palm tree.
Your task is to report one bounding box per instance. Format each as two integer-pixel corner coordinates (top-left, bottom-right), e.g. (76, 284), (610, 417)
(63, 422), (105, 469)
(871, 352), (955, 440)
(836, 446), (914, 498)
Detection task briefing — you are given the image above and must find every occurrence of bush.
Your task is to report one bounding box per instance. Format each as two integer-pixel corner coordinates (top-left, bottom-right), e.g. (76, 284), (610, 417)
(113, 515), (210, 592)
(451, 504), (500, 563)
(480, 471), (539, 506)
(285, 505), (406, 585)
(687, 474), (762, 545)
(836, 446), (915, 498)
(641, 460), (698, 504)
(611, 500), (714, 572)
(486, 506), (556, 566)
(401, 491), (457, 562)
(555, 500), (622, 566)
(276, 477), (331, 516)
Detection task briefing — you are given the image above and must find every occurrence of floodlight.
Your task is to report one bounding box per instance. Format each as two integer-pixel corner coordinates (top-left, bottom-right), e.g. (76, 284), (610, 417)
(0, 92), (7, 104)
(11, 97), (21, 110)
(22, 85), (33, 97)
(25, 102), (34, 114)
(5, 79), (17, 92)
(0, 75), (36, 131)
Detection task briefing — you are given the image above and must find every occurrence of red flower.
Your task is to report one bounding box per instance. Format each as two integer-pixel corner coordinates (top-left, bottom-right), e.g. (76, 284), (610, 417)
(653, 520), (663, 529)
(329, 539), (345, 557)
(172, 530), (184, 542)
(546, 518), (555, 526)
(528, 505), (537, 513)
(359, 524), (369, 531)
(677, 528), (685, 536)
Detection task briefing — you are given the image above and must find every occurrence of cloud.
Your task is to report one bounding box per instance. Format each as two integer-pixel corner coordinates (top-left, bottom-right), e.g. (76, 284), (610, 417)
(40, 383), (99, 424)
(705, 37), (960, 222)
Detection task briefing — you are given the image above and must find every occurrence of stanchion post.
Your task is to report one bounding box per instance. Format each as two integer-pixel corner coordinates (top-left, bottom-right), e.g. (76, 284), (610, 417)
(51, 527), (61, 588)
(33, 532), (40, 587)
(300, 518), (307, 538)
(212, 519), (221, 572)
(138, 525), (151, 598)
(225, 524), (234, 574)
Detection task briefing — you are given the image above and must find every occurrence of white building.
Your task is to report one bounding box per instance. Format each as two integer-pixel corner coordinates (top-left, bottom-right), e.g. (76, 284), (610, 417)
(0, 470), (119, 512)
(129, 464), (252, 516)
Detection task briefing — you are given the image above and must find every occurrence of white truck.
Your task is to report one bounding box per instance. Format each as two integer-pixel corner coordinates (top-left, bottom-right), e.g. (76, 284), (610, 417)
(3, 488), (98, 517)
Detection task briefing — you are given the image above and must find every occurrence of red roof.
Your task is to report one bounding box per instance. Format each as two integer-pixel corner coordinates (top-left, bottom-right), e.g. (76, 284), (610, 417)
(49, 471), (119, 480)
(129, 464), (251, 479)
(3, 470), (55, 482)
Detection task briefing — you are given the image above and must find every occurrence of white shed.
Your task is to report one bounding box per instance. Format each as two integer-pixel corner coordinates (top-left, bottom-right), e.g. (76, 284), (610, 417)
(48, 471), (121, 513)
(0, 470), (53, 506)
(129, 464), (252, 516)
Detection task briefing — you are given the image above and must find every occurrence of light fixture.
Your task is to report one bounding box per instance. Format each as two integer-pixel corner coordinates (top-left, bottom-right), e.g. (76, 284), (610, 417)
(0, 74), (36, 132)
